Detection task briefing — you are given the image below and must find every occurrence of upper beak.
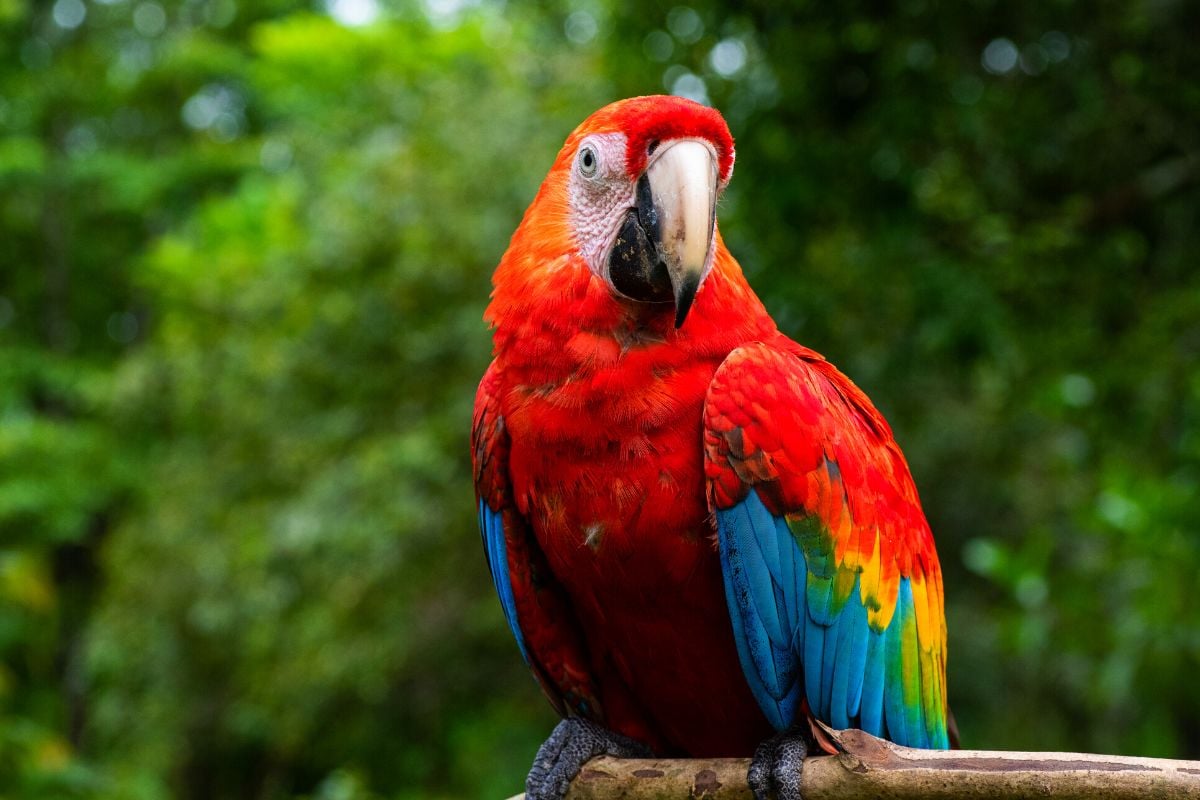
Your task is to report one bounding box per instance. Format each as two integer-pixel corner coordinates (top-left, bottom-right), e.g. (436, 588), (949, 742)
(641, 140), (718, 328)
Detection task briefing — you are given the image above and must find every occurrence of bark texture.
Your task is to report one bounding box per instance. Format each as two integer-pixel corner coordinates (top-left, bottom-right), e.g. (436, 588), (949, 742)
(506, 728), (1200, 800)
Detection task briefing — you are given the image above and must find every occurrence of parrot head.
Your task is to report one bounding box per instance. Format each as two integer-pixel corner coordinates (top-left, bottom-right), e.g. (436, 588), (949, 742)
(493, 96), (736, 332)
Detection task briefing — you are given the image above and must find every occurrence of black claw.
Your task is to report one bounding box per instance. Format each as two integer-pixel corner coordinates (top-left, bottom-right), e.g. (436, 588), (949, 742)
(748, 728), (808, 800)
(526, 718), (652, 800)
(747, 740), (771, 800)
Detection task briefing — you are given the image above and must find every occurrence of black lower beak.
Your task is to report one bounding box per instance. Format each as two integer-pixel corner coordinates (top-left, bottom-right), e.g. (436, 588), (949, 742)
(608, 175), (673, 306)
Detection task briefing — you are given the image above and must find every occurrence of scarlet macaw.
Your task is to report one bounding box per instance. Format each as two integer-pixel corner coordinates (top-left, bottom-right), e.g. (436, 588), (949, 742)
(473, 96), (949, 800)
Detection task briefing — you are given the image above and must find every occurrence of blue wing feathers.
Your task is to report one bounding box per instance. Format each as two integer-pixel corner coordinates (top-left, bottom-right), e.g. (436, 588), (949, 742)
(742, 501), (788, 646)
(860, 627), (887, 737)
(478, 500), (530, 665)
(882, 597), (906, 744)
(832, 582), (869, 729)
(718, 500), (803, 728)
(717, 491), (945, 749)
(801, 615), (824, 723)
(844, 606), (870, 721)
(723, 503), (785, 695)
(825, 604), (854, 729)
(751, 497), (783, 583)
(774, 515), (802, 640)
(817, 599), (842, 722)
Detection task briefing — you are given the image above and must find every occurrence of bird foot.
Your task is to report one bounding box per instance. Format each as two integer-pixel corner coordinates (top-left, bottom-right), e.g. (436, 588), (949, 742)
(748, 728), (808, 800)
(525, 717), (652, 800)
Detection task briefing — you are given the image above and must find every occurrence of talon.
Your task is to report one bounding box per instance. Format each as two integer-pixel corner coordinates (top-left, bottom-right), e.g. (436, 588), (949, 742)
(748, 728), (808, 800)
(526, 718), (652, 800)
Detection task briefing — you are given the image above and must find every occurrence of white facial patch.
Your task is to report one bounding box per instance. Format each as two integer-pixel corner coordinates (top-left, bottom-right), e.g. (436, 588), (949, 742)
(568, 132), (636, 282)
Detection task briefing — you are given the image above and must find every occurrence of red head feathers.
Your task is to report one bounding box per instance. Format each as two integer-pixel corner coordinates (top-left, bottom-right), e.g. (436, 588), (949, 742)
(554, 95), (736, 184)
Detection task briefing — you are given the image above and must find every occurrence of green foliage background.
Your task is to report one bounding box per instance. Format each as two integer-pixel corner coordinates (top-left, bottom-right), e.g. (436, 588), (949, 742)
(1, 0), (1198, 797)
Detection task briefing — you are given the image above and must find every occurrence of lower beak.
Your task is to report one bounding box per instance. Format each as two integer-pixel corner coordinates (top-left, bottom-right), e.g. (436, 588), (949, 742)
(607, 140), (718, 328)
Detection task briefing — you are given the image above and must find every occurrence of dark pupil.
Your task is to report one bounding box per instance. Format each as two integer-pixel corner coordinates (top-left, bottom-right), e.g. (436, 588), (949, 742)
(582, 150), (594, 169)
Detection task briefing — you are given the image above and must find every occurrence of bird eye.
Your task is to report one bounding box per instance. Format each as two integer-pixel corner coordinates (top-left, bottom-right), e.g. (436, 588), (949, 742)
(578, 146), (598, 177)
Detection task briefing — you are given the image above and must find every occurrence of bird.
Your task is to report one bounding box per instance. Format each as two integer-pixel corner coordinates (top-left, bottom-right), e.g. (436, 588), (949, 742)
(472, 95), (950, 800)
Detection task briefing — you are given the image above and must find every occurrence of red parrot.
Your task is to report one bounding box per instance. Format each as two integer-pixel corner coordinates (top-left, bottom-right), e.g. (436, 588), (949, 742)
(473, 96), (949, 800)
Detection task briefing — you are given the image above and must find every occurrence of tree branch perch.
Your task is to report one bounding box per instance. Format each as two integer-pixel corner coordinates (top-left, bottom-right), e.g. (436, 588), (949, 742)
(507, 728), (1200, 799)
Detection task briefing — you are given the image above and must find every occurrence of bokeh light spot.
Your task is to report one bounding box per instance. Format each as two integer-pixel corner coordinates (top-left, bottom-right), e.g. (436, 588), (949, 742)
(52, 0), (87, 29)
(982, 37), (1019, 75)
(670, 71), (709, 105)
(666, 6), (703, 44)
(205, 0), (237, 27)
(564, 11), (597, 45)
(65, 124), (98, 158)
(963, 538), (1002, 576)
(1042, 31), (1071, 62)
(133, 2), (168, 36)
(1060, 373), (1095, 407)
(327, 0), (379, 27)
(422, 0), (475, 30)
(260, 140), (293, 173)
(644, 30), (673, 62)
(708, 38), (746, 78)
(181, 84), (245, 141)
(1098, 491), (1143, 531)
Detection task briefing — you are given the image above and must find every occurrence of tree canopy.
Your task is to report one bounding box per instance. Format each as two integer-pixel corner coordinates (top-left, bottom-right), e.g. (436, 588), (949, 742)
(1, 1), (1198, 797)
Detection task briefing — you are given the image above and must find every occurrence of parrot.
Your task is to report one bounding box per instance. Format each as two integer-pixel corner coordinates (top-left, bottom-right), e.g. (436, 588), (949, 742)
(472, 95), (950, 800)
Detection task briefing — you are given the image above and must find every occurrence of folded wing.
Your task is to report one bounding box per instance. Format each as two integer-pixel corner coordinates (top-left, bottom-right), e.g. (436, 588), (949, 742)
(703, 341), (949, 749)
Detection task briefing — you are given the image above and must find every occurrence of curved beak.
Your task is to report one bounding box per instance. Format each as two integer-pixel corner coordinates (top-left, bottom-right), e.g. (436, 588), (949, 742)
(643, 140), (718, 328)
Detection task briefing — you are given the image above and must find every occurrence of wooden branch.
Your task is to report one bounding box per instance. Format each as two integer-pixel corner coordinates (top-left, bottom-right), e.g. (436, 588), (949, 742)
(506, 728), (1200, 800)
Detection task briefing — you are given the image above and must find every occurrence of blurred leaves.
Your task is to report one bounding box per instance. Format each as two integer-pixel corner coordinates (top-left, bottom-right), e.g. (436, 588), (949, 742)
(1, 0), (1199, 798)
